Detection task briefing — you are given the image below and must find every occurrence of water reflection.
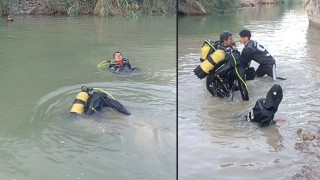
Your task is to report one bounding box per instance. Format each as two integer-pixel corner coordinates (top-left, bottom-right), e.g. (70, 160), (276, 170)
(261, 126), (285, 152)
(237, 4), (284, 22)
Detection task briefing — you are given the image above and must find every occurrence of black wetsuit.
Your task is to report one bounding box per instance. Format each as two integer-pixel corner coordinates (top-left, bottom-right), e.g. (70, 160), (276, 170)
(205, 40), (246, 82)
(110, 58), (134, 73)
(241, 40), (276, 78)
(215, 47), (245, 78)
(246, 84), (283, 127)
(210, 40), (235, 52)
(85, 92), (131, 116)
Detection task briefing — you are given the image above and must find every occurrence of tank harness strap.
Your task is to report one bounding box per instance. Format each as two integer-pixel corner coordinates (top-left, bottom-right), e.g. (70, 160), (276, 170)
(205, 40), (217, 51)
(73, 99), (86, 105)
(231, 52), (249, 92)
(91, 107), (98, 113)
(217, 75), (223, 82)
(207, 55), (217, 66)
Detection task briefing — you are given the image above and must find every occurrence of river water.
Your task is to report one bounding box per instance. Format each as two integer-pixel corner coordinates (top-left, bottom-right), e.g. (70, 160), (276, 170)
(0, 16), (176, 179)
(178, 1), (320, 179)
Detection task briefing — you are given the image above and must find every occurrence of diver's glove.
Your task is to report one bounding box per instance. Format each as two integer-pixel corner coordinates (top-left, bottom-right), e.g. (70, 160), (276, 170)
(231, 42), (237, 50)
(225, 47), (233, 53)
(123, 58), (134, 70)
(246, 67), (255, 75)
(114, 68), (120, 73)
(123, 58), (129, 65)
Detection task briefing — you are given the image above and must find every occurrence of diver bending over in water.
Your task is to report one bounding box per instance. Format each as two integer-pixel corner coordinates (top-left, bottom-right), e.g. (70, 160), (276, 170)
(246, 84), (286, 127)
(70, 86), (131, 116)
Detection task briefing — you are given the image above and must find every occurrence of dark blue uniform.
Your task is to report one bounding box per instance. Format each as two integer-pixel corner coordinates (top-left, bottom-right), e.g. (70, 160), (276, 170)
(241, 40), (276, 79)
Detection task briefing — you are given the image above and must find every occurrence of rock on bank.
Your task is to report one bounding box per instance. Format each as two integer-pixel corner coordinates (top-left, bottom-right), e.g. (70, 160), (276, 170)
(178, 0), (283, 15)
(8, 0), (49, 15)
(306, 0), (320, 28)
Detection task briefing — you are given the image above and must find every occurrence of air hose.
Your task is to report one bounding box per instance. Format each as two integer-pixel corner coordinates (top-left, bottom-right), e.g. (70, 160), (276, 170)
(92, 88), (116, 100)
(231, 52), (249, 92)
(205, 39), (217, 51)
(92, 88), (119, 113)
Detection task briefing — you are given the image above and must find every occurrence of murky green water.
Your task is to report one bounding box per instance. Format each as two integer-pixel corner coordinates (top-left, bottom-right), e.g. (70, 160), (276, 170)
(0, 15), (176, 180)
(179, 1), (320, 179)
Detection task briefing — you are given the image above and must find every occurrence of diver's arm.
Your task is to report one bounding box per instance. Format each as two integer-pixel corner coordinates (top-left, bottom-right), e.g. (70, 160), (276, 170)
(259, 115), (275, 127)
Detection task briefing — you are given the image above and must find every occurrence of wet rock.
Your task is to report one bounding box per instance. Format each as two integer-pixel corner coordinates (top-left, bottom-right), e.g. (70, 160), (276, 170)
(306, 0), (320, 29)
(316, 128), (320, 139)
(9, 0), (48, 15)
(296, 128), (303, 144)
(239, 0), (257, 7)
(257, 0), (283, 4)
(297, 128), (302, 135)
(302, 133), (315, 141)
(296, 128), (316, 141)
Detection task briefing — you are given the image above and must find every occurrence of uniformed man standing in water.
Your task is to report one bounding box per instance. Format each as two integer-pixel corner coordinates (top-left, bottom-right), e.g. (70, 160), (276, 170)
(239, 29), (277, 80)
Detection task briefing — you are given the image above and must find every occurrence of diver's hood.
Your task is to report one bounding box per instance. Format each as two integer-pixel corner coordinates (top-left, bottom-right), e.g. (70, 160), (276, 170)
(262, 84), (283, 111)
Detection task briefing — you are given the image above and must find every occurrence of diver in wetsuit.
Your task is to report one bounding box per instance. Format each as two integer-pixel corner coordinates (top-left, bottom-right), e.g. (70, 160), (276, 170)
(246, 84), (283, 127)
(195, 31), (240, 79)
(199, 31), (236, 62)
(70, 86), (130, 116)
(203, 31), (248, 82)
(110, 51), (134, 73)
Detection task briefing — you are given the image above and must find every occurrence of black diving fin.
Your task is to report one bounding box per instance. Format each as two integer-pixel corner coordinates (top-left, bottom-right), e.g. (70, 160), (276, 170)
(104, 98), (131, 115)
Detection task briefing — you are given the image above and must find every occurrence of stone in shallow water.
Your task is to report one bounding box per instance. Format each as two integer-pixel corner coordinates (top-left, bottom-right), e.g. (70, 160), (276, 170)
(302, 133), (315, 141)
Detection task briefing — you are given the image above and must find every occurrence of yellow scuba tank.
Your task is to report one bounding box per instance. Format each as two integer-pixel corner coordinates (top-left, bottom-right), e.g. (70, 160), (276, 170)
(200, 40), (216, 62)
(194, 49), (226, 79)
(70, 91), (90, 115)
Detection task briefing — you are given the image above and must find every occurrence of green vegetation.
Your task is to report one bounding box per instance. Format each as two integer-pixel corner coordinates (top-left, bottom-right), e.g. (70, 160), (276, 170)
(0, 0), (15, 16)
(178, 0), (240, 15)
(178, 0), (286, 15)
(1, 0), (176, 16)
(210, 0), (240, 13)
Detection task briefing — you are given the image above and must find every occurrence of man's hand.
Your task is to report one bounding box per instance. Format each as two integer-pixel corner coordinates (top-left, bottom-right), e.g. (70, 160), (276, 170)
(275, 118), (286, 123)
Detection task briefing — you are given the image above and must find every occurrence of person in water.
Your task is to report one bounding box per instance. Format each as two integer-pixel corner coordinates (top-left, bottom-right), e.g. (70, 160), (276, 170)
(217, 31), (236, 50)
(239, 29), (277, 80)
(200, 31), (236, 62)
(246, 84), (285, 127)
(111, 51), (134, 73)
(6, 15), (13, 22)
(213, 31), (236, 51)
(70, 86), (131, 116)
(210, 32), (245, 76)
